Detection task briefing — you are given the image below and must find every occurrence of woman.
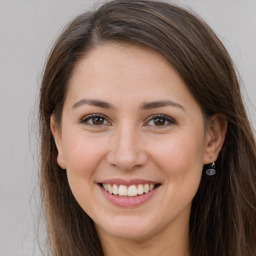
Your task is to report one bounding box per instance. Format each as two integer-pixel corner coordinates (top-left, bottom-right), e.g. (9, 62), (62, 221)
(39, 0), (256, 255)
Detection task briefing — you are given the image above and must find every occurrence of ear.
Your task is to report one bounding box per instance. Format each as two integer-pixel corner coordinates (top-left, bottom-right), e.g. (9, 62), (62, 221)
(203, 114), (227, 164)
(50, 115), (66, 169)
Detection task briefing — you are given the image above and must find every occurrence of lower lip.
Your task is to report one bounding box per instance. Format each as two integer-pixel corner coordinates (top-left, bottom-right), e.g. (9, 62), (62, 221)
(99, 185), (160, 207)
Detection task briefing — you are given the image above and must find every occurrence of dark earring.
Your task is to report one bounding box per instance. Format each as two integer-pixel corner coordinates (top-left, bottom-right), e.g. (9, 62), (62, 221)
(205, 162), (216, 176)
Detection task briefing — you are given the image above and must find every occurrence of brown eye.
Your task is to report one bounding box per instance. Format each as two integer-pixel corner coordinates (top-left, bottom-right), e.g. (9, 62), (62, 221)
(153, 117), (166, 126)
(92, 116), (105, 125)
(146, 114), (175, 127)
(81, 114), (109, 126)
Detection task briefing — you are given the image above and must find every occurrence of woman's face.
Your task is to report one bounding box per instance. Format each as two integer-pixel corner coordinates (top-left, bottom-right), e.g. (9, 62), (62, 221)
(52, 43), (214, 242)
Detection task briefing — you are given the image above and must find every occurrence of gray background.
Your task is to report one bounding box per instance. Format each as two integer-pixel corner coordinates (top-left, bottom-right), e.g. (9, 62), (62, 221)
(0, 0), (255, 255)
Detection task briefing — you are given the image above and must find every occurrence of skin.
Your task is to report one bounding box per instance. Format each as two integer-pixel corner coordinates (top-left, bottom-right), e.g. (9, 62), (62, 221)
(51, 43), (227, 256)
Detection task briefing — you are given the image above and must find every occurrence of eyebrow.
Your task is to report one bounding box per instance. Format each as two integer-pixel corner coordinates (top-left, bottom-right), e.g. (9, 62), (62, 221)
(72, 98), (185, 111)
(141, 100), (185, 111)
(72, 99), (113, 109)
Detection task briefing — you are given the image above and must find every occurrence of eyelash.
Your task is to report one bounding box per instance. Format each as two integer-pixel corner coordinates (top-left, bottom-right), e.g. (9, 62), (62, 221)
(80, 114), (176, 127)
(144, 114), (176, 127)
(81, 114), (110, 126)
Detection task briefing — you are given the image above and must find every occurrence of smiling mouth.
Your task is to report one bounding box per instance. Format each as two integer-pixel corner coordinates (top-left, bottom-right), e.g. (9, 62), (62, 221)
(100, 183), (160, 197)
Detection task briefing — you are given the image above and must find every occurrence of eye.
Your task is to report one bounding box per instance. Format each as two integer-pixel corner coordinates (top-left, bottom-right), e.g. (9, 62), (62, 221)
(81, 114), (110, 126)
(145, 114), (175, 127)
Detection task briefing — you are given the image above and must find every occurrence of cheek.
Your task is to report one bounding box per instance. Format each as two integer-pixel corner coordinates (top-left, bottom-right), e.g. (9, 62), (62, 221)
(63, 131), (106, 174)
(61, 133), (107, 202)
(151, 132), (205, 216)
(150, 129), (205, 192)
(153, 132), (204, 168)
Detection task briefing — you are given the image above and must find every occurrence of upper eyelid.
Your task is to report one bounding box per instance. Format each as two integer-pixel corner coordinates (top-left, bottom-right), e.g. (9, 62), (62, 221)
(144, 114), (176, 124)
(80, 113), (176, 125)
(81, 113), (111, 124)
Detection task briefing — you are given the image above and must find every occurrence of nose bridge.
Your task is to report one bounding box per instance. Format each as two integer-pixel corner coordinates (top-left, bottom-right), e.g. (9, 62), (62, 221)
(117, 123), (137, 155)
(107, 122), (147, 169)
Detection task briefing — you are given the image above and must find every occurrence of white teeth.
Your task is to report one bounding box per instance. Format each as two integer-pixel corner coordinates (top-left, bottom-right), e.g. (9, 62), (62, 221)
(149, 184), (155, 190)
(137, 184), (144, 195)
(144, 184), (149, 193)
(119, 185), (128, 196)
(128, 185), (137, 197)
(113, 184), (118, 195)
(102, 183), (156, 197)
(108, 184), (113, 194)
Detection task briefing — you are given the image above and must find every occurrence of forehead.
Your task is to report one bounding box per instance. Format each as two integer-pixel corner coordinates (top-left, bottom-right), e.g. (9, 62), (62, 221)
(71, 42), (176, 86)
(65, 43), (199, 112)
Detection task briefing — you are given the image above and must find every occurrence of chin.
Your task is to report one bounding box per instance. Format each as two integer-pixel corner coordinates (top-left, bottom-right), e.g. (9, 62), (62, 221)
(95, 213), (163, 241)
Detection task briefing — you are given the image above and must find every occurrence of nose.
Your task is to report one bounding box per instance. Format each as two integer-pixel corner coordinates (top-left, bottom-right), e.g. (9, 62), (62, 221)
(106, 125), (148, 170)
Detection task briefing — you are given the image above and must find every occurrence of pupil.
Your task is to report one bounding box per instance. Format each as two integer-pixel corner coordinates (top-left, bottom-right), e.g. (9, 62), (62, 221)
(93, 117), (104, 125)
(154, 118), (165, 126)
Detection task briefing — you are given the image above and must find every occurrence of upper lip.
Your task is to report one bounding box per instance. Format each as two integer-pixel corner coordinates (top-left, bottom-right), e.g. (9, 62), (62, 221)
(98, 178), (161, 186)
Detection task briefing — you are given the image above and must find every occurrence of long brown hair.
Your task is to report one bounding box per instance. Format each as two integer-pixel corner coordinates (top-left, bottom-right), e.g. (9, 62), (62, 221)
(39, 1), (256, 255)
